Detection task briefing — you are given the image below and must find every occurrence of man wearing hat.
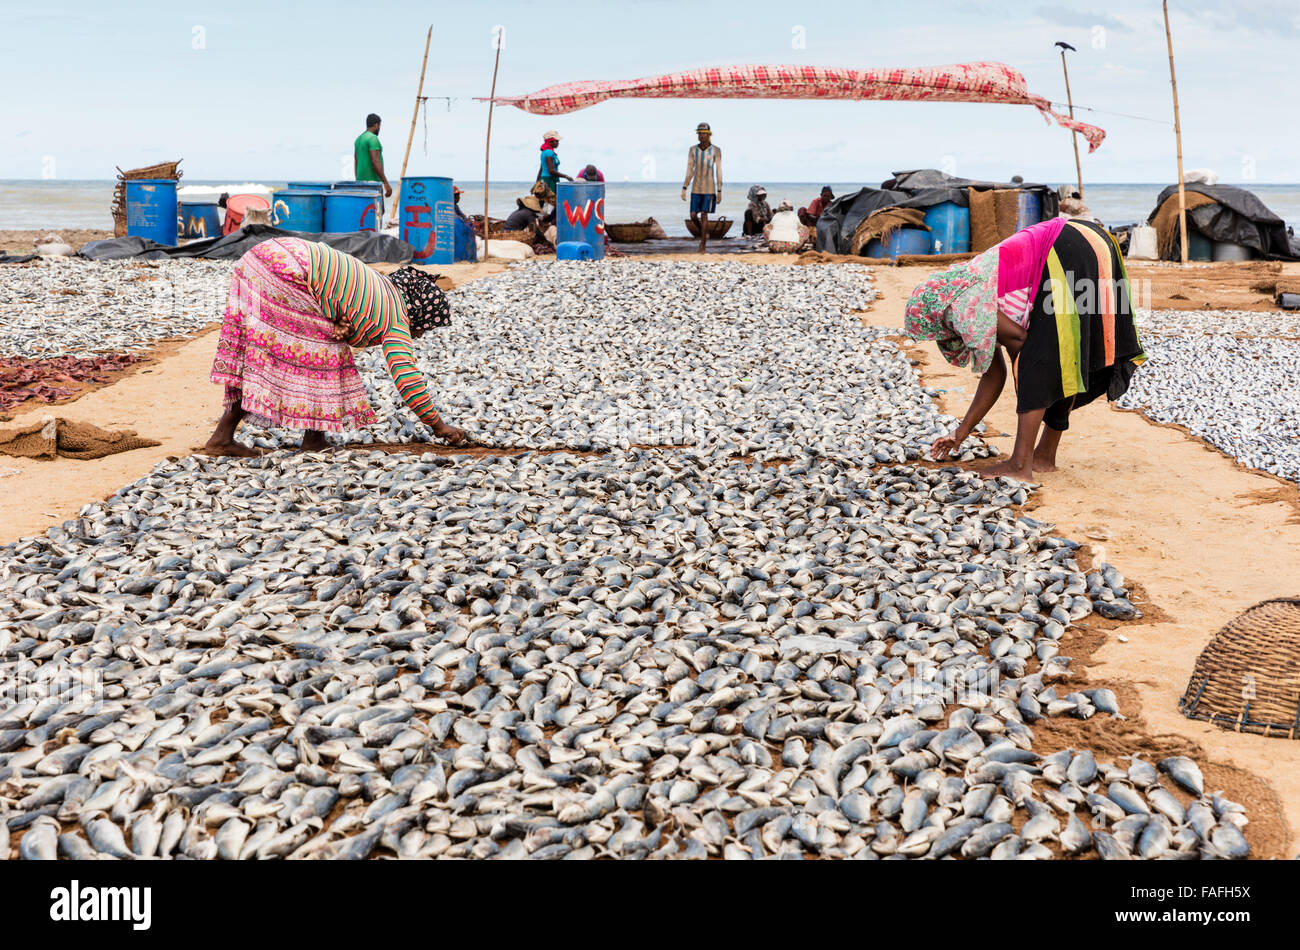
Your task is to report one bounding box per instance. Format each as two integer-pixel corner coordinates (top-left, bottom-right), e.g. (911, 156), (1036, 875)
(682, 122), (722, 252)
(537, 130), (572, 205)
(503, 194), (544, 232)
(453, 186), (468, 221)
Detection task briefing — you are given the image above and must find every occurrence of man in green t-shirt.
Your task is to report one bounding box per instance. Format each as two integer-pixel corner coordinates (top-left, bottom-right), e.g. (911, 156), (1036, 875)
(354, 113), (392, 198)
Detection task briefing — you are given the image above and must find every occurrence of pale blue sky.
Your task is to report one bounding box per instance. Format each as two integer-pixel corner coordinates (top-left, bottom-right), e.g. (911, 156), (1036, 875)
(4, 0), (1297, 184)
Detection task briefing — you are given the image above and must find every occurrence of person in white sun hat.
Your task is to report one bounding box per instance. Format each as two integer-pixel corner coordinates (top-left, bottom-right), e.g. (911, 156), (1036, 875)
(682, 122), (722, 253)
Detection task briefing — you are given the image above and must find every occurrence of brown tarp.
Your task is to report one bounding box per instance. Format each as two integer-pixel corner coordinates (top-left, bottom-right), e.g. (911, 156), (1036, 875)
(1151, 191), (1218, 260)
(0, 416), (160, 461)
(849, 208), (929, 256)
(969, 188), (1023, 252)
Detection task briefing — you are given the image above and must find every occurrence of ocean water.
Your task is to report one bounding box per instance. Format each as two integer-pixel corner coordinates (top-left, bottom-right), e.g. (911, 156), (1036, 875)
(4, 179), (1299, 238)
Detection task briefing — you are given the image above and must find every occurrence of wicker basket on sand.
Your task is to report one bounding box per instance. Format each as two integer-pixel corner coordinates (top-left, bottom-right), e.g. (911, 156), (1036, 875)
(1179, 597), (1300, 737)
(606, 223), (651, 243)
(112, 160), (183, 236)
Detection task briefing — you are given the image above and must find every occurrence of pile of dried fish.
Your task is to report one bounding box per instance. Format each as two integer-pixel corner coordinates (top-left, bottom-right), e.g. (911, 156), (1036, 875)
(1121, 309), (1300, 484)
(0, 258), (230, 358)
(240, 261), (994, 465)
(0, 447), (1245, 860)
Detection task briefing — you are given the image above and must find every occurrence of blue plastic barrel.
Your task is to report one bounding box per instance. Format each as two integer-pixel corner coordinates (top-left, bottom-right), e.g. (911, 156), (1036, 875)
(864, 228), (932, 260)
(333, 180), (384, 194)
(1188, 229), (1214, 262)
(272, 190), (326, 232)
(923, 202), (971, 254)
(1015, 191), (1041, 231)
(399, 176), (455, 264)
(125, 179), (177, 245)
(177, 201), (221, 240)
(324, 190), (379, 233)
(556, 181), (605, 261)
(286, 181), (333, 191)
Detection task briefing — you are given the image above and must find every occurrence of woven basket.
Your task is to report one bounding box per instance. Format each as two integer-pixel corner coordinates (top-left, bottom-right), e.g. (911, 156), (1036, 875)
(607, 223), (651, 243)
(1179, 597), (1300, 737)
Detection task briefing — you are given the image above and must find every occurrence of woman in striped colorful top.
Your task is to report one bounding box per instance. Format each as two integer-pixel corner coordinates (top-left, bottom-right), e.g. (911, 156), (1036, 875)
(205, 237), (467, 455)
(904, 218), (1145, 482)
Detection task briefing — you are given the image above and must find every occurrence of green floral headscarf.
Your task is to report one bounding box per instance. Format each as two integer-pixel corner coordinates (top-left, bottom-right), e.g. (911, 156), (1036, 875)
(903, 250), (999, 374)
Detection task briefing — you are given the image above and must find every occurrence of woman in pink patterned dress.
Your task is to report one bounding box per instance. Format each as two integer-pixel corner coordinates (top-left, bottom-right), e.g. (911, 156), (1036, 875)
(203, 237), (468, 456)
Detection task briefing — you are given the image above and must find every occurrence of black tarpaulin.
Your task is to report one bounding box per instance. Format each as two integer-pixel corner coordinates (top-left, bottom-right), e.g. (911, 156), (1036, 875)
(78, 225), (415, 263)
(815, 170), (1060, 254)
(1149, 183), (1298, 261)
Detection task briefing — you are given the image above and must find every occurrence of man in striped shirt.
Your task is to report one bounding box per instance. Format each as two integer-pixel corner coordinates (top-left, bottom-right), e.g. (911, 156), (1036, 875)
(681, 122), (722, 253)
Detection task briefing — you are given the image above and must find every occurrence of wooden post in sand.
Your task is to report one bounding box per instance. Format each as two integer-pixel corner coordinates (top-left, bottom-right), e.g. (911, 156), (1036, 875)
(388, 26), (433, 227)
(482, 33), (503, 261)
(1055, 42), (1084, 199)
(1163, 0), (1189, 265)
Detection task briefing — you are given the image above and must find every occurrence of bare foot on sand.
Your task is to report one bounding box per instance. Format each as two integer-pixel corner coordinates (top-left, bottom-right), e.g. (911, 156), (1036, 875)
(299, 431), (331, 452)
(981, 459), (1036, 483)
(199, 441), (262, 458)
(1031, 453), (1059, 474)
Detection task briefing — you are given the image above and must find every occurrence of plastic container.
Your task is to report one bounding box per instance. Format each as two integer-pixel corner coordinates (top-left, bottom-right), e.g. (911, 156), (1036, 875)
(1188, 229), (1214, 262)
(222, 194), (271, 235)
(398, 176), (454, 264)
(270, 190), (326, 232)
(177, 201), (221, 240)
(286, 181), (333, 191)
(922, 202), (970, 254)
(1127, 225), (1158, 261)
(125, 179), (178, 245)
(556, 241), (594, 261)
(863, 228), (932, 260)
(1212, 240), (1256, 262)
(1015, 191), (1041, 231)
(324, 190), (379, 233)
(556, 181), (605, 260)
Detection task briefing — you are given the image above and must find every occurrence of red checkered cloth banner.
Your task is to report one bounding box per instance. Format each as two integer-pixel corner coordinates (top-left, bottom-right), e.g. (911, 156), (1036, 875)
(487, 61), (1106, 151)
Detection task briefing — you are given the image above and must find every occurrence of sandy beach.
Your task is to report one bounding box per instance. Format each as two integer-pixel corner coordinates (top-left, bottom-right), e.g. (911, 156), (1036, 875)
(1, 250), (1297, 861)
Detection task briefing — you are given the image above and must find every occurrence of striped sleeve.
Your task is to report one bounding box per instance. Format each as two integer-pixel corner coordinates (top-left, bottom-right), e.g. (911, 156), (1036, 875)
(306, 241), (442, 428)
(380, 322), (442, 428)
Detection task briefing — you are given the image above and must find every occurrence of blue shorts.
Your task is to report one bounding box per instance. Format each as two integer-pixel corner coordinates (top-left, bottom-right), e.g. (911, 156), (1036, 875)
(689, 193), (717, 214)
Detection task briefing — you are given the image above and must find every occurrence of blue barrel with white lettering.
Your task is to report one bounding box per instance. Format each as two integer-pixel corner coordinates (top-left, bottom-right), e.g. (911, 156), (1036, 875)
(1015, 191), (1042, 231)
(177, 201), (221, 240)
(324, 190), (379, 233)
(126, 179), (177, 245)
(399, 176), (454, 264)
(556, 181), (605, 261)
(923, 201), (970, 254)
(272, 190), (326, 232)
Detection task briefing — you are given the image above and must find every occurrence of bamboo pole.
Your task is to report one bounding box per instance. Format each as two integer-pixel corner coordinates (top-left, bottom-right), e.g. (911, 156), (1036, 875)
(1059, 49), (1084, 199)
(1163, 0), (1189, 265)
(388, 26), (433, 227)
(483, 38), (502, 261)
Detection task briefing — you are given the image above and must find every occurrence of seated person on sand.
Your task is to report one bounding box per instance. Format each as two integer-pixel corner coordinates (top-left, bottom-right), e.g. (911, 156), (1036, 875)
(798, 186), (834, 228)
(744, 185), (772, 236)
(204, 238), (469, 455)
(503, 195), (544, 233)
(764, 201), (811, 253)
(905, 218), (1145, 482)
